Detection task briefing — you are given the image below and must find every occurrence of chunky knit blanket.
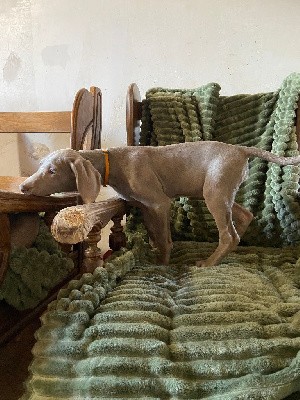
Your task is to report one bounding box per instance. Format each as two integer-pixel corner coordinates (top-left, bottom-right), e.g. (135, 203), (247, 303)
(23, 75), (300, 399)
(0, 220), (74, 310)
(23, 243), (300, 399)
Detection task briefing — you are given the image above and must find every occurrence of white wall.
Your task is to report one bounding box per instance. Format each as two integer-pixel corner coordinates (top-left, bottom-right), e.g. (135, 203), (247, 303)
(1, 0), (300, 174)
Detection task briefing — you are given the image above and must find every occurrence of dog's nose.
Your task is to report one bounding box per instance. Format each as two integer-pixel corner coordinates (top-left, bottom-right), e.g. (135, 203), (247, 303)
(20, 182), (32, 194)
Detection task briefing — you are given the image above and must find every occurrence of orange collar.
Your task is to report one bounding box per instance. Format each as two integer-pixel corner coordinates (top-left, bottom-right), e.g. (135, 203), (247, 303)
(102, 149), (110, 186)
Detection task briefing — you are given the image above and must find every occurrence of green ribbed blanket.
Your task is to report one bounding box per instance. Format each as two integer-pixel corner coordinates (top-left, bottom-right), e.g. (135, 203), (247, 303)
(23, 75), (300, 399)
(0, 220), (74, 310)
(23, 243), (300, 399)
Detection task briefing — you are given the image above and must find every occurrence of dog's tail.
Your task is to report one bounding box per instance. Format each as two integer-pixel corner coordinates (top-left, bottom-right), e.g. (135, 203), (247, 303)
(243, 146), (300, 166)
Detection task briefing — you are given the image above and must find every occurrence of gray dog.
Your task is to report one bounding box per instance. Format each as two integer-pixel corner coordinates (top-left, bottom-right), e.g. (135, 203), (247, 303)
(20, 141), (300, 267)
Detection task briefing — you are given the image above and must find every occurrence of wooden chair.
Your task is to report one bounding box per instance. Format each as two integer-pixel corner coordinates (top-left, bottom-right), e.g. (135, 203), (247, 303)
(0, 85), (102, 344)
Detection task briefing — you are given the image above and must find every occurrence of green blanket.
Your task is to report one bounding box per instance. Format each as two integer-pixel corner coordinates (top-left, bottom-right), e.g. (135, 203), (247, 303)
(23, 75), (300, 399)
(0, 220), (74, 310)
(23, 243), (300, 399)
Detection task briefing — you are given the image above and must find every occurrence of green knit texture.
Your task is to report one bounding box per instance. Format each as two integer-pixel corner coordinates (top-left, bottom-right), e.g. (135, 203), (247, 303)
(0, 219), (74, 310)
(23, 242), (300, 399)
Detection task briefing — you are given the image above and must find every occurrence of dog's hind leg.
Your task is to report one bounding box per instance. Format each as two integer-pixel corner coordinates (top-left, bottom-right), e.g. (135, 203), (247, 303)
(232, 202), (253, 238)
(141, 202), (173, 265)
(196, 189), (240, 268)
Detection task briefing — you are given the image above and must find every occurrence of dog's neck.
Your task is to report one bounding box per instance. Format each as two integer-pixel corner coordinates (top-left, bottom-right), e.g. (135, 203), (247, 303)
(78, 149), (110, 186)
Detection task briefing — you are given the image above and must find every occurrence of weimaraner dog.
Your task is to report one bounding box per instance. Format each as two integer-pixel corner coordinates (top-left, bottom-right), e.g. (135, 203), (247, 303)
(20, 141), (300, 267)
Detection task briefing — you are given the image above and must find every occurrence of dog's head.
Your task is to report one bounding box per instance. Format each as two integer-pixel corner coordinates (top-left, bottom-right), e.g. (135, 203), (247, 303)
(20, 149), (101, 204)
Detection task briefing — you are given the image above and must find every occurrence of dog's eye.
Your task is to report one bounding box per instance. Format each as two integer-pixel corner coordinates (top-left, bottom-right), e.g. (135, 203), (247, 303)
(48, 167), (56, 175)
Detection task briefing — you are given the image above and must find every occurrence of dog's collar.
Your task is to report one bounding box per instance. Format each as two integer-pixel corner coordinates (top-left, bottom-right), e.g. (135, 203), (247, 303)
(102, 149), (110, 187)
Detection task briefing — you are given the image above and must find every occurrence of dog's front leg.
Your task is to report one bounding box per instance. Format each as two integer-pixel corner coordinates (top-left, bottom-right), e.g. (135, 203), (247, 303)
(141, 202), (172, 265)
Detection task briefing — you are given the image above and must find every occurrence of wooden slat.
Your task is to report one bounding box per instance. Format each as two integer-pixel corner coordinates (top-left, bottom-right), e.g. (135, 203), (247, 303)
(126, 83), (142, 146)
(0, 111), (71, 133)
(0, 178), (79, 212)
(90, 86), (102, 150)
(71, 89), (94, 150)
(0, 191), (79, 212)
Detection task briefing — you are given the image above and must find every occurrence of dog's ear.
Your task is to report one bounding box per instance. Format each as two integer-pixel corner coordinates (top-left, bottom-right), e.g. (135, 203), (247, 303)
(70, 158), (101, 203)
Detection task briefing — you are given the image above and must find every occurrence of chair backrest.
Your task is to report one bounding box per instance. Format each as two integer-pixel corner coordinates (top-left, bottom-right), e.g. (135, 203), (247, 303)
(71, 86), (102, 150)
(0, 86), (102, 175)
(0, 111), (71, 134)
(126, 83), (142, 146)
(0, 86), (101, 145)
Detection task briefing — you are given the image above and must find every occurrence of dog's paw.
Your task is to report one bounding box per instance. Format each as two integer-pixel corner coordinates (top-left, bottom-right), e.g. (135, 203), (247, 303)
(195, 259), (212, 268)
(156, 253), (171, 266)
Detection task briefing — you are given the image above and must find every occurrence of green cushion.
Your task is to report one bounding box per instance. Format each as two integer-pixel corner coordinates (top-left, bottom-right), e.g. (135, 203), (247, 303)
(23, 243), (300, 399)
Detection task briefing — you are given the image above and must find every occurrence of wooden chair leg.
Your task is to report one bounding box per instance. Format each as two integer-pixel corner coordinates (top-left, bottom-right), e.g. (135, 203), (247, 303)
(0, 213), (11, 285)
(83, 225), (103, 273)
(82, 215), (126, 273)
(109, 215), (126, 251)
